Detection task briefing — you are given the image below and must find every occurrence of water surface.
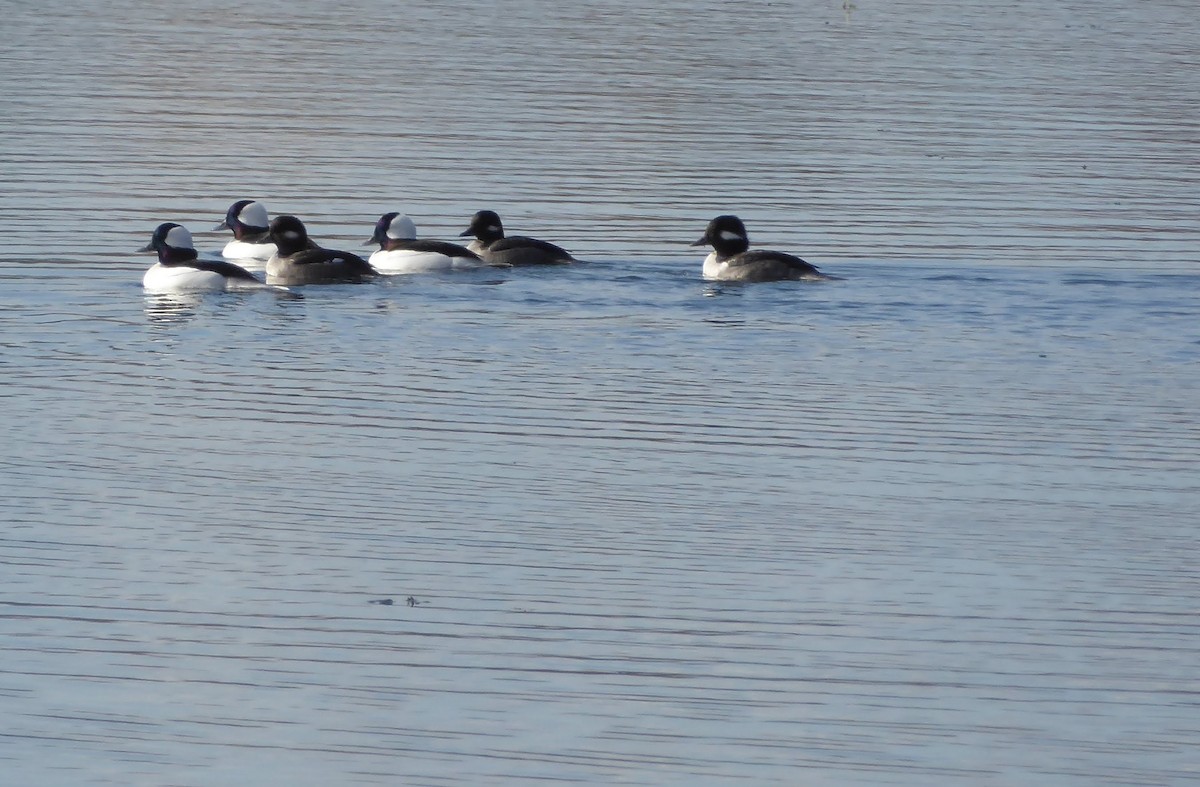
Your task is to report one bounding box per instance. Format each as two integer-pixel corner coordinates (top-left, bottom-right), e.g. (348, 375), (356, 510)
(1, 1), (1198, 785)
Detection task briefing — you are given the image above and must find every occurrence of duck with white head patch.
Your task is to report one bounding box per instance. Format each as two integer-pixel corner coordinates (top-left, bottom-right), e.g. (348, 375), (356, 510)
(213, 199), (277, 261)
(691, 215), (828, 282)
(459, 210), (575, 266)
(139, 223), (270, 292)
(364, 212), (488, 274)
(265, 215), (376, 286)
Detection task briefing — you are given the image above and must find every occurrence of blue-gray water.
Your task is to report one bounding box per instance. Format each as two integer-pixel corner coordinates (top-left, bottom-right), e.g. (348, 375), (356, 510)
(2, 1), (1198, 785)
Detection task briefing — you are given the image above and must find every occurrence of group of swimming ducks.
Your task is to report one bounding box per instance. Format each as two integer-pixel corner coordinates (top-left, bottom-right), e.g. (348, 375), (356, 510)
(139, 200), (831, 292)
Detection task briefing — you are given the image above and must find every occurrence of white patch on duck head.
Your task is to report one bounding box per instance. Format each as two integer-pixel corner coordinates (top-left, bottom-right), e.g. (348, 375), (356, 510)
(718, 229), (745, 242)
(238, 201), (269, 228)
(281, 230), (302, 241)
(165, 225), (195, 249)
(386, 214), (418, 240)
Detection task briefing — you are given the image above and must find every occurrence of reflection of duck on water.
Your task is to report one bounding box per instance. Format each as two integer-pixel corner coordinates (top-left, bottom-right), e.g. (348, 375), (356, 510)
(143, 290), (204, 325)
(143, 284), (303, 326)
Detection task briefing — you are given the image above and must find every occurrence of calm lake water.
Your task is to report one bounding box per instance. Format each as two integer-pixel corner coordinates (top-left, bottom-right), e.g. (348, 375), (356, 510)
(2, 0), (1198, 784)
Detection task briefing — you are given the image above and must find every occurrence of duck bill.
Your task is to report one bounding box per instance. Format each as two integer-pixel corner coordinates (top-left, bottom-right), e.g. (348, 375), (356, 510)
(212, 221), (230, 231)
(689, 237), (709, 247)
(137, 242), (155, 252)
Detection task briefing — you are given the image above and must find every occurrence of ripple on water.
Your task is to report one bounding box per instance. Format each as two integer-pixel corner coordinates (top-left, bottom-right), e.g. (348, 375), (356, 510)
(1, 0), (1199, 784)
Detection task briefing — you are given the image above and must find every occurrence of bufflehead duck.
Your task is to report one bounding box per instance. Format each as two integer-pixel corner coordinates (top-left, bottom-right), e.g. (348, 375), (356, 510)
(691, 215), (827, 282)
(213, 199), (277, 261)
(458, 210), (574, 266)
(364, 212), (487, 274)
(139, 222), (268, 292)
(265, 215), (376, 285)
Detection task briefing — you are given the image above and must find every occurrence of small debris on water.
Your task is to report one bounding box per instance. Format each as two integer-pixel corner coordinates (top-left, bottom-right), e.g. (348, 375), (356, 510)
(369, 598), (394, 606)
